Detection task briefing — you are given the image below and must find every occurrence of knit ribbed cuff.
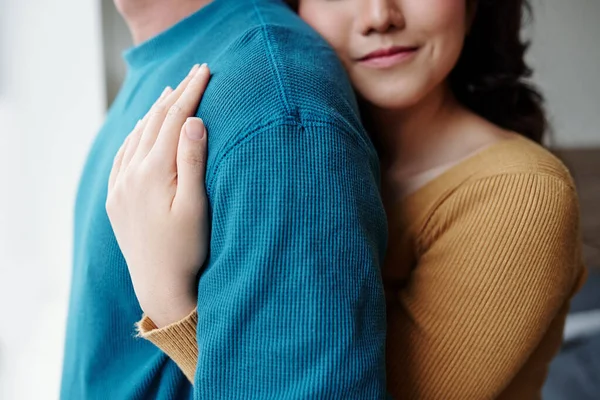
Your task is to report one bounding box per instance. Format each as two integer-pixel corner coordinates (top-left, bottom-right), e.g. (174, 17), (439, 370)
(136, 308), (199, 383)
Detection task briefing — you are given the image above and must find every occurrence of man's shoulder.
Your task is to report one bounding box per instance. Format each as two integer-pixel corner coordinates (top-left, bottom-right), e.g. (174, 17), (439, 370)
(205, 9), (360, 126)
(257, 23), (360, 122)
(188, 2), (373, 167)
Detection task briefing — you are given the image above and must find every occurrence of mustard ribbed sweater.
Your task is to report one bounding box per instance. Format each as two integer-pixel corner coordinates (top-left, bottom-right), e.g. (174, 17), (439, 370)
(138, 135), (587, 399)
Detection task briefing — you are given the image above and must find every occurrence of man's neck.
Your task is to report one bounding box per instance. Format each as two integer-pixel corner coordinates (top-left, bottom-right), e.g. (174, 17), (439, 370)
(116, 0), (213, 44)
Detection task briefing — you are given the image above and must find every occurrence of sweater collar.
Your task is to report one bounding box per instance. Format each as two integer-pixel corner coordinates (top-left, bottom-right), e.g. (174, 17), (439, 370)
(122, 0), (231, 71)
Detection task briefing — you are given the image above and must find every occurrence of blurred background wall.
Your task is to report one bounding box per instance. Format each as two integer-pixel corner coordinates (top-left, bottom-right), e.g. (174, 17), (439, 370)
(527, 0), (600, 148)
(0, 0), (598, 398)
(0, 0), (105, 398)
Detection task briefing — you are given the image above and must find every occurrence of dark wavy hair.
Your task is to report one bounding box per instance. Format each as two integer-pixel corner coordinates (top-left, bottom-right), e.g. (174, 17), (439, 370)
(284, 0), (547, 144)
(452, 0), (546, 143)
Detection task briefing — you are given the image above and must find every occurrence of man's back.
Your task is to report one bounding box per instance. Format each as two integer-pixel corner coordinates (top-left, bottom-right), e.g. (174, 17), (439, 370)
(61, 1), (387, 398)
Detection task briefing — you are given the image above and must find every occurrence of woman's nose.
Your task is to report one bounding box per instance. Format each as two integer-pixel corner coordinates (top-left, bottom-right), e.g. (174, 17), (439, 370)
(358, 0), (405, 35)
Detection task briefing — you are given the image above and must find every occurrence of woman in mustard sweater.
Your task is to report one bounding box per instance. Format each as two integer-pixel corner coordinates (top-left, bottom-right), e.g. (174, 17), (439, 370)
(106, 0), (586, 398)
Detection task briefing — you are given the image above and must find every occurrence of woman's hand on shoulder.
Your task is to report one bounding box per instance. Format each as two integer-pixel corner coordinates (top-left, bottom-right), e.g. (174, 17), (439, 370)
(106, 64), (211, 328)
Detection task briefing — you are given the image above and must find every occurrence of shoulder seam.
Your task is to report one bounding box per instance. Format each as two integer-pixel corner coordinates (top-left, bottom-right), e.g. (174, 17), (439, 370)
(206, 116), (375, 195)
(251, 0), (296, 119)
(206, 117), (302, 194)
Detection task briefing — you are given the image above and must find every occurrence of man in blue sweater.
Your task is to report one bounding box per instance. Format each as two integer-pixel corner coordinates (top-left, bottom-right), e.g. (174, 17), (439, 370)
(60, 0), (388, 398)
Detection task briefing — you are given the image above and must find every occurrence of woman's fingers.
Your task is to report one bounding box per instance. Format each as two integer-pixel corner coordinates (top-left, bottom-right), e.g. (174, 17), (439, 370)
(108, 134), (131, 191)
(109, 63), (208, 192)
(132, 64), (201, 165)
(151, 64), (211, 163)
(121, 87), (171, 171)
(173, 117), (208, 209)
(141, 86), (172, 126)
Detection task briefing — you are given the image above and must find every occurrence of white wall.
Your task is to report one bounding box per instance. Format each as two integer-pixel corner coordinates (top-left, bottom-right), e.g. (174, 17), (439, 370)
(527, 0), (600, 148)
(102, 0), (132, 107)
(0, 0), (106, 399)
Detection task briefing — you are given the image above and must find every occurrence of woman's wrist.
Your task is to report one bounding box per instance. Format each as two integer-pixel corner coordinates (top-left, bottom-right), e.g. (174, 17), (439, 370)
(137, 281), (197, 328)
(143, 295), (197, 329)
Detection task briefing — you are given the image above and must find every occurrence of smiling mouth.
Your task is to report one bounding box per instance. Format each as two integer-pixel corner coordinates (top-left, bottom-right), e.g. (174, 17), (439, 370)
(357, 46), (419, 68)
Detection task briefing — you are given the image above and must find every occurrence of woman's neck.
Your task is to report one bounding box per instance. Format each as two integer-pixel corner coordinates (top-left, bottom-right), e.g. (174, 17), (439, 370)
(368, 83), (510, 202)
(369, 84), (461, 176)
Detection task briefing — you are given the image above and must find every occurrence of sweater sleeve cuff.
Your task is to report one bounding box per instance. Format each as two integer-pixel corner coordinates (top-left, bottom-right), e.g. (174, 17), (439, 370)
(136, 308), (199, 383)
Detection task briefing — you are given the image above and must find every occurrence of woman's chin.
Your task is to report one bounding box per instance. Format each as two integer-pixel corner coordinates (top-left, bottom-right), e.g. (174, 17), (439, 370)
(360, 90), (425, 112)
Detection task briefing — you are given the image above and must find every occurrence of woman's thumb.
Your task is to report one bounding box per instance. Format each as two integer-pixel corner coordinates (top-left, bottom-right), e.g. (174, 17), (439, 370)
(176, 117), (208, 203)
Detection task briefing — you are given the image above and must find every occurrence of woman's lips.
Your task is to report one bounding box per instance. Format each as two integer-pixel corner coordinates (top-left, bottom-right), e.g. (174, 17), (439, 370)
(357, 46), (419, 69)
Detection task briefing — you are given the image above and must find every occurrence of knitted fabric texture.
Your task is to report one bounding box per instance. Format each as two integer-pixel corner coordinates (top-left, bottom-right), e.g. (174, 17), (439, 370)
(60, 0), (388, 399)
(139, 135), (587, 399)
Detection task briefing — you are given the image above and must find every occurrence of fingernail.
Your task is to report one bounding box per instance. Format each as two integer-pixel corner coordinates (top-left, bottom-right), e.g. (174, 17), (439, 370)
(188, 64), (200, 76)
(185, 118), (205, 141)
(160, 86), (172, 99)
(192, 64), (208, 79)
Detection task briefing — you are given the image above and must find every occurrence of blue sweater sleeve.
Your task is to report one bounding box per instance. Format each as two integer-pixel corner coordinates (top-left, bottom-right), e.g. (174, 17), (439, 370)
(195, 117), (388, 399)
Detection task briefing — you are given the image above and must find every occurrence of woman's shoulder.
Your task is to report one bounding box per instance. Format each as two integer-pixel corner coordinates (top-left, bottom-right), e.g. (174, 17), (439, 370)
(463, 133), (575, 188)
(409, 133), (576, 203)
(447, 134), (578, 214)
(403, 133), (578, 230)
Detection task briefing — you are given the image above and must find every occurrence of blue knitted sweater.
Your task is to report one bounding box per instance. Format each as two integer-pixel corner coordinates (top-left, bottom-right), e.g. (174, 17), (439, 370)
(60, 0), (388, 398)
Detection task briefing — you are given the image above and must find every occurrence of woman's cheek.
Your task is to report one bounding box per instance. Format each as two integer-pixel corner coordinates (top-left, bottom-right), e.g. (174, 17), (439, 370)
(416, 0), (469, 43)
(404, 0), (468, 31)
(299, 3), (351, 53)
(405, 0), (468, 79)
